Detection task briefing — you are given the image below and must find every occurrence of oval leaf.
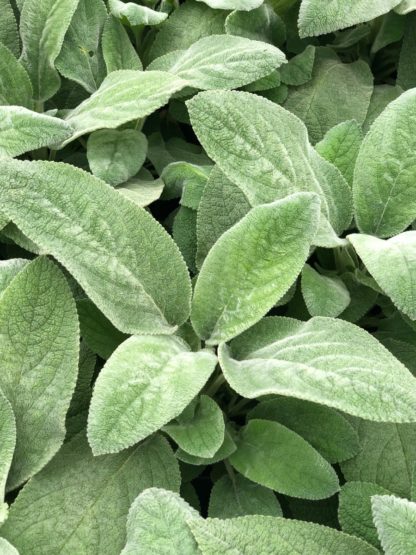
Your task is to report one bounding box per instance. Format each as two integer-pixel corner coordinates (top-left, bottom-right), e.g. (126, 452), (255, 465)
(371, 495), (416, 555)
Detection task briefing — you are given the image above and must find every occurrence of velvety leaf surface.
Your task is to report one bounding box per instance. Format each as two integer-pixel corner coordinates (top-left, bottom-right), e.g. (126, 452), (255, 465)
(0, 0), (19, 57)
(0, 259), (29, 296)
(102, 16), (142, 72)
(0, 538), (19, 555)
(301, 264), (351, 318)
(371, 495), (416, 555)
(108, 0), (167, 26)
(0, 392), (15, 523)
(0, 44), (33, 108)
(225, 4), (285, 45)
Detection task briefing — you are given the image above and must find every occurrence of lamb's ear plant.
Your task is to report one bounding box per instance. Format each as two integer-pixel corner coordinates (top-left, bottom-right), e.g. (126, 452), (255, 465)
(1, 0), (416, 553)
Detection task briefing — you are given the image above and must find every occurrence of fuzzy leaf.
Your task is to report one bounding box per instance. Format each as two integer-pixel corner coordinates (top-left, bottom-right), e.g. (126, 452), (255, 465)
(0, 259), (29, 296)
(195, 0), (263, 9)
(0, 539), (19, 555)
(225, 4), (285, 45)
(0, 44), (33, 108)
(102, 16), (142, 73)
(109, 0), (167, 26)
(371, 495), (416, 555)
(301, 264), (351, 318)
(0, 0), (19, 57)
(0, 392), (15, 523)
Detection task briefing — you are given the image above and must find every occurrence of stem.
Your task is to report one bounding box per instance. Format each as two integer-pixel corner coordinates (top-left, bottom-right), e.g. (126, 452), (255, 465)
(34, 101), (44, 113)
(204, 373), (225, 398)
(49, 149), (57, 161)
(228, 397), (251, 417)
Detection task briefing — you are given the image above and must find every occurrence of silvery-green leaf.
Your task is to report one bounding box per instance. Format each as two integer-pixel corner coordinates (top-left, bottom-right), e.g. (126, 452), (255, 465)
(102, 15), (142, 72)
(87, 129), (147, 186)
(229, 419), (339, 499)
(284, 53), (373, 144)
(176, 426), (237, 466)
(121, 488), (200, 555)
(162, 161), (211, 202)
(1, 433), (180, 555)
(349, 232), (416, 320)
(187, 90), (352, 247)
(149, 35), (286, 90)
(0, 0), (19, 57)
(191, 193), (320, 344)
(301, 264), (351, 318)
(0, 107), (73, 158)
(249, 397), (360, 464)
(108, 0), (167, 26)
(0, 392), (15, 523)
(341, 419), (416, 498)
(0, 257), (79, 490)
(0, 44), (33, 108)
(0, 259), (29, 296)
(298, 0), (402, 37)
(219, 316), (416, 422)
(173, 207), (197, 273)
(195, 0), (263, 9)
(315, 120), (363, 187)
(164, 395), (224, 458)
(371, 495), (416, 555)
(63, 70), (185, 143)
(338, 272), (378, 323)
(398, 14), (416, 90)
(354, 90), (416, 237)
(117, 174), (164, 207)
(0, 159), (192, 335)
(19, 0), (80, 102)
(395, 0), (416, 12)
(362, 85), (403, 134)
(88, 335), (217, 454)
(209, 474), (283, 518)
(189, 515), (378, 554)
(0, 539), (19, 555)
(280, 45), (315, 86)
(339, 482), (391, 548)
(55, 0), (107, 93)
(225, 4), (286, 46)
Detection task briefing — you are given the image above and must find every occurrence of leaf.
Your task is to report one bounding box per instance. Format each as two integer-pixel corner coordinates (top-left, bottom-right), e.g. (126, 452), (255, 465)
(55, 0), (107, 93)
(338, 272), (378, 323)
(191, 193), (320, 344)
(349, 232), (416, 320)
(0, 392), (15, 523)
(195, 0), (263, 9)
(1, 433), (180, 555)
(117, 173), (164, 208)
(102, 15), (142, 73)
(176, 426), (237, 466)
(164, 395), (225, 458)
(249, 397), (360, 464)
(284, 53), (373, 144)
(0, 539), (19, 555)
(298, 0), (402, 37)
(208, 474), (283, 518)
(398, 14), (416, 90)
(301, 264), (351, 318)
(395, 0), (416, 13)
(0, 159), (192, 335)
(62, 70), (185, 143)
(0, 257), (79, 490)
(0, 259), (29, 296)
(0, 44), (33, 108)
(362, 85), (403, 134)
(149, 35), (286, 90)
(371, 495), (416, 555)
(339, 482), (391, 548)
(229, 419), (339, 499)
(173, 207), (198, 274)
(340, 420), (416, 498)
(88, 335), (217, 454)
(225, 4), (286, 46)
(108, 0), (167, 26)
(0, 106), (73, 158)
(219, 316), (416, 422)
(0, 0), (19, 57)
(280, 45), (315, 85)
(189, 515), (379, 554)
(121, 488), (200, 555)
(87, 129), (147, 186)
(353, 89), (416, 237)
(187, 90), (352, 247)
(315, 120), (363, 187)
(19, 0), (80, 102)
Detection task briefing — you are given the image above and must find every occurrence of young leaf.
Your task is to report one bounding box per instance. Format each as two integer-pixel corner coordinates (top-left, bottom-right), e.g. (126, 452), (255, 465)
(0, 259), (29, 296)
(189, 515), (379, 554)
(301, 264), (351, 318)
(363, 85), (403, 134)
(0, 159), (192, 335)
(87, 129), (147, 186)
(0, 257), (79, 490)
(371, 495), (416, 555)
(225, 4), (286, 45)
(102, 16), (142, 73)
(0, 0), (19, 57)
(229, 419), (339, 499)
(88, 335), (217, 454)
(349, 232), (416, 320)
(280, 45), (315, 86)
(176, 427), (237, 466)
(195, 0), (263, 9)
(1, 434), (180, 555)
(0, 107), (73, 158)
(209, 474), (283, 518)
(0, 392), (15, 523)
(19, 0), (80, 102)
(219, 316), (416, 422)
(0, 539), (19, 555)
(0, 44), (33, 108)
(121, 488), (200, 555)
(395, 0), (416, 13)
(108, 0), (167, 26)
(191, 193), (320, 344)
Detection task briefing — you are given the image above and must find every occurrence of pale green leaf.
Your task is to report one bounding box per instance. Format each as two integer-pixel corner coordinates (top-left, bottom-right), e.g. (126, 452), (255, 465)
(191, 193), (320, 344)
(0, 257), (79, 490)
(0, 259), (29, 296)
(117, 174), (164, 207)
(164, 395), (224, 458)
(63, 70), (185, 143)
(196, 0), (263, 8)
(225, 4), (286, 46)
(0, 0), (19, 57)
(349, 232), (416, 320)
(55, 0), (107, 93)
(189, 515), (379, 554)
(209, 474), (283, 518)
(362, 85), (403, 134)
(0, 44), (33, 108)
(0, 392), (15, 523)
(88, 335), (217, 454)
(280, 45), (315, 85)
(0, 107), (73, 158)
(395, 0), (416, 13)
(219, 316), (416, 422)
(0, 539), (19, 555)
(176, 426), (237, 466)
(371, 495), (416, 555)
(121, 488), (200, 555)
(353, 89), (416, 237)
(109, 0), (167, 26)
(162, 161), (211, 202)
(298, 0), (402, 37)
(1, 433), (180, 555)
(19, 0), (80, 101)
(172, 207), (197, 273)
(339, 271), (378, 323)
(87, 129), (147, 186)
(398, 14), (416, 90)
(0, 159), (192, 335)
(102, 15), (142, 73)
(149, 35), (286, 90)
(229, 419), (339, 499)
(301, 264), (351, 318)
